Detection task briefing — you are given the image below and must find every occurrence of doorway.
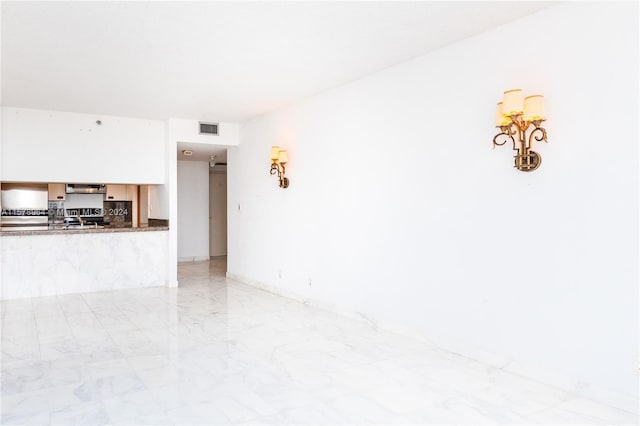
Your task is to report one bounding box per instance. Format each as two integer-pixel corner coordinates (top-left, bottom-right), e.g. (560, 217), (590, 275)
(175, 142), (227, 263)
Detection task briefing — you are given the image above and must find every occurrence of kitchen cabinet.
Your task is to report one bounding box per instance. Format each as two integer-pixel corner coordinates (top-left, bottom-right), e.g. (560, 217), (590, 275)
(105, 184), (128, 201)
(48, 183), (66, 200)
(126, 185), (137, 203)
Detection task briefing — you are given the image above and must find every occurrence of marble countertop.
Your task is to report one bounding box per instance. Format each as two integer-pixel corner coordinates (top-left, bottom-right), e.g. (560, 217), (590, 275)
(0, 225), (169, 236)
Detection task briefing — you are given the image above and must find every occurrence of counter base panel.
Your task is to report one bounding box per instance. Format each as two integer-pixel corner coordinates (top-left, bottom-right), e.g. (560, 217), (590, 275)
(1, 231), (169, 300)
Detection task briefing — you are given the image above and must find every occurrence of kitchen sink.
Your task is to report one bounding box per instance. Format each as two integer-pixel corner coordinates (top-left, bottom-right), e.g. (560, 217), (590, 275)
(65, 224), (105, 229)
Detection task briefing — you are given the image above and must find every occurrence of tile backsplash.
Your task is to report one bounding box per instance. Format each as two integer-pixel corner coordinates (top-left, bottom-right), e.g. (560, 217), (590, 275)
(103, 201), (132, 227)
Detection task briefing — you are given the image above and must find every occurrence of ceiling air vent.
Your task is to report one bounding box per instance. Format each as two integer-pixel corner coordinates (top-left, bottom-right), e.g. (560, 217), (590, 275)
(199, 122), (219, 135)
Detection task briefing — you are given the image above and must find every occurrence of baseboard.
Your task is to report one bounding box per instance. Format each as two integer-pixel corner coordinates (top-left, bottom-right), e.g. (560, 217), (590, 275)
(225, 271), (639, 415)
(165, 279), (179, 288)
(500, 360), (639, 414)
(177, 256), (210, 263)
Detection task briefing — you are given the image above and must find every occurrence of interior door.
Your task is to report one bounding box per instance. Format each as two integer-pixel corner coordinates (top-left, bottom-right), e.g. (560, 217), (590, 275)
(209, 173), (227, 257)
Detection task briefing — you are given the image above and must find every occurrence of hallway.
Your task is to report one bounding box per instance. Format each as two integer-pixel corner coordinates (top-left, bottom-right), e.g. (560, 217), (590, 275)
(1, 259), (636, 425)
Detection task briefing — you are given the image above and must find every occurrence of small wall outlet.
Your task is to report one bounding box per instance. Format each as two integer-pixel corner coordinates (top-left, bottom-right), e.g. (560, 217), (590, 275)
(308, 277), (312, 287)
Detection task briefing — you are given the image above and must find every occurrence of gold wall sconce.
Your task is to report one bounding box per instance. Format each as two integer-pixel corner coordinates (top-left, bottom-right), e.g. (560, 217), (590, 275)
(493, 89), (549, 172)
(270, 146), (290, 188)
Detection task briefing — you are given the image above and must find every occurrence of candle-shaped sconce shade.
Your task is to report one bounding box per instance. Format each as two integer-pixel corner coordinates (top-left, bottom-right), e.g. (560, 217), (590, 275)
(492, 89), (549, 172)
(495, 102), (512, 126)
(269, 146), (290, 188)
(270, 146), (280, 161)
(523, 95), (546, 121)
(502, 89), (524, 116)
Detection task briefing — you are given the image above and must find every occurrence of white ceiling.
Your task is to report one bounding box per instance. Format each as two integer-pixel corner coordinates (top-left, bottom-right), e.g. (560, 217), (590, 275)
(177, 142), (227, 163)
(1, 1), (555, 123)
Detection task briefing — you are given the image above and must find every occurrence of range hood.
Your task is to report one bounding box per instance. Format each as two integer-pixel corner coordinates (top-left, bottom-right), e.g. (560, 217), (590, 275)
(66, 184), (107, 194)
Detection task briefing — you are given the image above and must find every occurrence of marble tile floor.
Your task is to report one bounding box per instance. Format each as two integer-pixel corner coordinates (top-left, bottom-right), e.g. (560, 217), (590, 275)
(1, 258), (637, 425)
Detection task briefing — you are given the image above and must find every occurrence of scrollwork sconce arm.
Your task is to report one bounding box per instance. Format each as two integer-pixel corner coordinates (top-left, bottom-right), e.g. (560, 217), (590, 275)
(493, 126), (517, 151)
(270, 159), (289, 188)
(528, 124), (548, 151)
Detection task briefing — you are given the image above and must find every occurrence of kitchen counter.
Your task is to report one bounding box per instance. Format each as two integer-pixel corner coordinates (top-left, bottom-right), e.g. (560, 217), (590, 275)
(0, 225), (169, 236)
(1, 225), (169, 299)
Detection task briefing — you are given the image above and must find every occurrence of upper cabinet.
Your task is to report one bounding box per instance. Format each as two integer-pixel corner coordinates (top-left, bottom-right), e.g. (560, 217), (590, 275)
(105, 184), (138, 201)
(105, 184), (128, 201)
(48, 183), (66, 201)
(126, 185), (138, 203)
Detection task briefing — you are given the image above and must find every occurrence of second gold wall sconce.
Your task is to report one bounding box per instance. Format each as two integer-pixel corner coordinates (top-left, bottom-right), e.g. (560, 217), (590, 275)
(493, 89), (549, 172)
(270, 146), (289, 188)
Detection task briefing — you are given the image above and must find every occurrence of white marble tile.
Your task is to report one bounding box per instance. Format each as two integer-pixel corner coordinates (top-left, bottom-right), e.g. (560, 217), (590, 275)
(2, 319), (38, 339)
(49, 401), (110, 426)
(34, 303), (65, 320)
(1, 335), (41, 365)
(78, 372), (146, 400)
(228, 390), (281, 418)
(270, 403), (355, 425)
(102, 390), (170, 425)
(253, 383), (321, 413)
(469, 371), (573, 417)
(65, 312), (112, 340)
(147, 380), (204, 411)
(0, 386), (57, 419)
(0, 411), (50, 426)
(64, 311), (100, 327)
(326, 393), (409, 424)
(1, 361), (52, 396)
(0, 258), (636, 426)
(165, 400), (232, 425)
(92, 308), (127, 321)
(39, 338), (82, 361)
(3, 307), (35, 322)
(45, 356), (93, 387)
(58, 294), (92, 314)
(554, 397), (639, 424)
(86, 358), (134, 380)
(2, 298), (34, 311)
(35, 314), (73, 342)
(212, 395), (262, 423)
(125, 354), (173, 371)
(135, 364), (182, 388)
(525, 406), (611, 425)
(99, 318), (139, 334)
(75, 336), (124, 362)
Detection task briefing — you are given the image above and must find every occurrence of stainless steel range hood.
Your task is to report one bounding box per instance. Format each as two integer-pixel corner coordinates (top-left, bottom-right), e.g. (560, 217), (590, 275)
(66, 184), (107, 194)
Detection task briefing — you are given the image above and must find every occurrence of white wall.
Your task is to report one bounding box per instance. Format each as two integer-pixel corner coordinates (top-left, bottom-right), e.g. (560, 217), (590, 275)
(209, 173), (227, 257)
(228, 2), (639, 403)
(1, 107), (166, 184)
(177, 161), (209, 261)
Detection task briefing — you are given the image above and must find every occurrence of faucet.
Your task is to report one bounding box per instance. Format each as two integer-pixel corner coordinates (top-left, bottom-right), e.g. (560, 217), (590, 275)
(77, 215), (85, 227)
